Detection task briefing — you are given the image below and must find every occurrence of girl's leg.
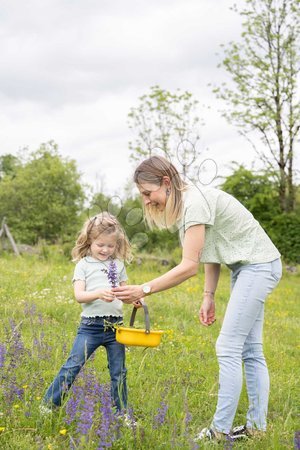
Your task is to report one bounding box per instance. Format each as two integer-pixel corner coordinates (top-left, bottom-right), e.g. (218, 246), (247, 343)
(43, 319), (102, 406)
(104, 329), (127, 412)
(211, 260), (281, 434)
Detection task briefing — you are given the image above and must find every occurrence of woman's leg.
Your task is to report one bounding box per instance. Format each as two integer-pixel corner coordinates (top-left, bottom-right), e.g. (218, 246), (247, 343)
(104, 329), (127, 412)
(242, 307), (269, 431)
(211, 260), (281, 434)
(43, 319), (103, 406)
(242, 258), (282, 431)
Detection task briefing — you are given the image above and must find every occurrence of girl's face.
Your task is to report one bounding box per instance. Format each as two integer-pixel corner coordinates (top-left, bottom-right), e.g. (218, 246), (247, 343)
(138, 180), (169, 211)
(90, 233), (117, 261)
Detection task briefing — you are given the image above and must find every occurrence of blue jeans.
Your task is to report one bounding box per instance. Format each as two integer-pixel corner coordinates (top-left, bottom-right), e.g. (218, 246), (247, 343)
(211, 258), (282, 434)
(43, 316), (127, 412)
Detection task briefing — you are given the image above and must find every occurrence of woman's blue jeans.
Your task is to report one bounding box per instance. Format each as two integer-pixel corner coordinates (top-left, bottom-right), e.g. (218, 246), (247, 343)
(43, 316), (127, 412)
(211, 258), (282, 434)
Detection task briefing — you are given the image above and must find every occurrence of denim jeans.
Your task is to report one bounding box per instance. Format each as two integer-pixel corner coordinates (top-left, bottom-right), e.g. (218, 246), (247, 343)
(211, 258), (282, 434)
(43, 316), (127, 411)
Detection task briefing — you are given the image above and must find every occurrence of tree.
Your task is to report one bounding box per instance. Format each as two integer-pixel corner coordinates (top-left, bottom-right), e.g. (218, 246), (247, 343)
(0, 154), (20, 180)
(128, 85), (204, 181)
(221, 163), (300, 262)
(0, 142), (85, 244)
(220, 163), (281, 225)
(214, 0), (300, 212)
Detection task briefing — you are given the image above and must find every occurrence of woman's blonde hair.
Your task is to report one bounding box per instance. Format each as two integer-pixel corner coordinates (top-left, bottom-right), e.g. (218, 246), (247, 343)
(72, 212), (132, 263)
(134, 155), (187, 229)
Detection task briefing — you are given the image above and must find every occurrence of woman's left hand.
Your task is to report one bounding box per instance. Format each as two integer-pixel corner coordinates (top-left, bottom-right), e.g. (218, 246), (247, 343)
(112, 285), (144, 303)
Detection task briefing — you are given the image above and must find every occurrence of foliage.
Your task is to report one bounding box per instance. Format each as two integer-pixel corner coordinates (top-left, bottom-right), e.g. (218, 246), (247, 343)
(0, 154), (21, 179)
(128, 85), (204, 181)
(0, 254), (298, 449)
(214, 0), (300, 212)
(0, 142), (85, 245)
(268, 212), (300, 263)
(221, 163), (281, 225)
(221, 163), (299, 262)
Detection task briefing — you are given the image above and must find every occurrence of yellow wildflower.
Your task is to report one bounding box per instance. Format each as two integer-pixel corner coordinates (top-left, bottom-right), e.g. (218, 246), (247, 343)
(13, 404), (20, 409)
(36, 396), (41, 400)
(22, 384), (29, 389)
(0, 427), (5, 432)
(59, 429), (67, 435)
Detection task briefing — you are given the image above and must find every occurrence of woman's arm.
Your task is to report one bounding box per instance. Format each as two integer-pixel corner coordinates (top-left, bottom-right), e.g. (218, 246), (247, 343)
(199, 263), (221, 326)
(112, 225), (205, 302)
(74, 280), (115, 303)
(204, 263), (221, 295)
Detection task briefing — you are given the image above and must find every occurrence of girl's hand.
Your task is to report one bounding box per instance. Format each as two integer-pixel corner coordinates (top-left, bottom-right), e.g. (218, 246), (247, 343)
(132, 299), (144, 308)
(199, 296), (216, 327)
(98, 289), (115, 302)
(112, 285), (144, 303)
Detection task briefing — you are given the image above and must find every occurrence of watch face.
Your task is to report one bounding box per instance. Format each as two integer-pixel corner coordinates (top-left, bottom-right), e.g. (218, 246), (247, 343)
(143, 285), (151, 294)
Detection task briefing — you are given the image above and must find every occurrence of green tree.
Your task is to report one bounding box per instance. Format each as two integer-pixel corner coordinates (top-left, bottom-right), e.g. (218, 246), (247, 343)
(214, 0), (300, 212)
(221, 163), (300, 262)
(128, 85), (204, 181)
(221, 163), (281, 225)
(0, 142), (85, 244)
(0, 154), (20, 179)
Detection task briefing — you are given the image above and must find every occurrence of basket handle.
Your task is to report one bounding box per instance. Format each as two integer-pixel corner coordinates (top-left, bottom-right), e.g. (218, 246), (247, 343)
(129, 301), (151, 334)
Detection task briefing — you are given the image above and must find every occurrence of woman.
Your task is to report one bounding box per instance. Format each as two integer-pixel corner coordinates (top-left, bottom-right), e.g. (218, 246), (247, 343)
(112, 155), (282, 441)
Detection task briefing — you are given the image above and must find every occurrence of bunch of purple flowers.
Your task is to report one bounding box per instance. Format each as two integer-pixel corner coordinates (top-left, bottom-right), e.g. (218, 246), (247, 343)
(107, 260), (118, 288)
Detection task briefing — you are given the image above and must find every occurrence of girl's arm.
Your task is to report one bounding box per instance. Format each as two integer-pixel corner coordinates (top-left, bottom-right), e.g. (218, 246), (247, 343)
(112, 225), (205, 302)
(199, 263), (221, 326)
(74, 280), (114, 303)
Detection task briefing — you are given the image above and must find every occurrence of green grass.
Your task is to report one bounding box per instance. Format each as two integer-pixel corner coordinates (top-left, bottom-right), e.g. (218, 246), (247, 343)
(0, 253), (299, 449)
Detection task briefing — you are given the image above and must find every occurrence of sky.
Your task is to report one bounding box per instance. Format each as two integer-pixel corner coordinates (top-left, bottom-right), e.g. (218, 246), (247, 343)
(1, 0), (297, 197)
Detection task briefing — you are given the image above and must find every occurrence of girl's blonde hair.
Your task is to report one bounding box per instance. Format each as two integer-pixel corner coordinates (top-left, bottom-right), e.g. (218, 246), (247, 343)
(72, 212), (132, 263)
(134, 155), (187, 229)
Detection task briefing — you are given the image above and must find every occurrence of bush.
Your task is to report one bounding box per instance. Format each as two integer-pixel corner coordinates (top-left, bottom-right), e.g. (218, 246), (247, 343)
(268, 213), (300, 264)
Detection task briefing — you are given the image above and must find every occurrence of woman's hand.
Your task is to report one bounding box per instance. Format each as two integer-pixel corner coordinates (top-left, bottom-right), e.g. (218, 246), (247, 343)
(199, 296), (216, 326)
(112, 285), (144, 303)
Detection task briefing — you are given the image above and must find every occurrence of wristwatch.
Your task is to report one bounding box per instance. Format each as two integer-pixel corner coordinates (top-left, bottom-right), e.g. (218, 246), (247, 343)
(142, 284), (152, 295)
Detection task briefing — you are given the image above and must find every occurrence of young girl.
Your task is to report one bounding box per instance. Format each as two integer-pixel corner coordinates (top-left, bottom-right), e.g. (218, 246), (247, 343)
(42, 212), (139, 414)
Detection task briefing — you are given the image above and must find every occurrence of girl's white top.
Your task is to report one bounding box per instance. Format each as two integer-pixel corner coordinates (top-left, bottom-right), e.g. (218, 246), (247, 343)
(73, 256), (128, 318)
(178, 185), (280, 265)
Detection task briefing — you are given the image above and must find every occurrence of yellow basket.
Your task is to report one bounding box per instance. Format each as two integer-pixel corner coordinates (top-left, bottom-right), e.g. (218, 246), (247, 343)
(116, 302), (164, 347)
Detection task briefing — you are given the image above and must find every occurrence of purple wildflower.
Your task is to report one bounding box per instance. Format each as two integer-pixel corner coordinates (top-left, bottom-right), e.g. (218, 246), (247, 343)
(224, 433), (234, 450)
(294, 431), (300, 450)
(65, 385), (84, 425)
(153, 400), (168, 428)
(107, 260), (118, 288)
(96, 383), (117, 449)
(7, 319), (26, 368)
(0, 343), (6, 368)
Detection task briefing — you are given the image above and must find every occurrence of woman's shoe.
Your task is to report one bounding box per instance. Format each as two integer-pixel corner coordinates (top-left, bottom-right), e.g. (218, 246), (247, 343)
(194, 427), (227, 442)
(231, 424), (264, 439)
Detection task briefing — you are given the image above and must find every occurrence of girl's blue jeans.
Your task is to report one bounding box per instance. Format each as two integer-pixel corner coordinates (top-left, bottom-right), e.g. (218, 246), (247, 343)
(43, 316), (127, 412)
(211, 258), (282, 434)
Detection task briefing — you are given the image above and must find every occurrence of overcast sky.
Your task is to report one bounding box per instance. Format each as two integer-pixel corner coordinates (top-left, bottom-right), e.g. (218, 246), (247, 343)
(1, 0), (297, 197)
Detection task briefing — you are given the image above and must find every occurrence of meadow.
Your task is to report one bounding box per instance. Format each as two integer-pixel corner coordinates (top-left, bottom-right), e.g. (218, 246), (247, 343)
(0, 252), (299, 450)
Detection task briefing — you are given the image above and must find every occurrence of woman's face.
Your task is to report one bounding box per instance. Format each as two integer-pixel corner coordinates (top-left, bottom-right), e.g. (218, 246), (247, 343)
(137, 181), (169, 211)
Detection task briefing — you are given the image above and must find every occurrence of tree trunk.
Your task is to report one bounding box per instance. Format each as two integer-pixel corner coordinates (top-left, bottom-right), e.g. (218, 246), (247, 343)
(287, 141), (295, 212)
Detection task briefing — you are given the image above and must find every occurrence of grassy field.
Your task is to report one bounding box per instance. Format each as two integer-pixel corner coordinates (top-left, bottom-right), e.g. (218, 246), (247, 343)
(0, 252), (299, 449)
